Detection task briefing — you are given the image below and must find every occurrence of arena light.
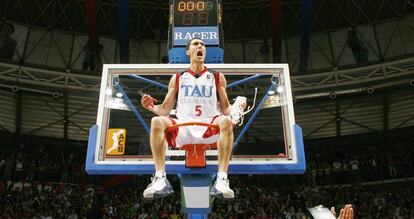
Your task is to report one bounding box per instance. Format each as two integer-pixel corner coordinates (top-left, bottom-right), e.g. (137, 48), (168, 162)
(276, 85), (284, 93)
(116, 92), (123, 98)
(267, 85), (283, 95)
(105, 88), (112, 95)
(107, 98), (129, 111)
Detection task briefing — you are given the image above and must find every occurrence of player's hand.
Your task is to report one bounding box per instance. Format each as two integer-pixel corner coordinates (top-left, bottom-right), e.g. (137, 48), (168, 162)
(331, 204), (354, 219)
(140, 94), (158, 110)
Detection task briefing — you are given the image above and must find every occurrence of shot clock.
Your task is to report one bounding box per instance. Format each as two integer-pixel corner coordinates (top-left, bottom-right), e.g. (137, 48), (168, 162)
(168, 0), (224, 63)
(174, 1), (218, 26)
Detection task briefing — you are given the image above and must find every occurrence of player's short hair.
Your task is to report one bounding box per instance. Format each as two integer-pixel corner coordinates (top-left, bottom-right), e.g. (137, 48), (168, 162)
(185, 37), (203, 50)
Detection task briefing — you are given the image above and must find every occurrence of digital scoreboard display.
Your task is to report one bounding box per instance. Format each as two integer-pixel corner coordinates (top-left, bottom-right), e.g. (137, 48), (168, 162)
(168, 0), (223, 62)
(173, 0), (218, 27)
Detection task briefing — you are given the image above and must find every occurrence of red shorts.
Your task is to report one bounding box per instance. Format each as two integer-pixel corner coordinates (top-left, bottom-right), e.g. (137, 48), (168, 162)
(165, 116), (220, 148)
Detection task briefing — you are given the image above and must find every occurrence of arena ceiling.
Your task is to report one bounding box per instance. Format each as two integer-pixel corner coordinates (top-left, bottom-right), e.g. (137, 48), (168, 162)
(2, 0), (414, 40)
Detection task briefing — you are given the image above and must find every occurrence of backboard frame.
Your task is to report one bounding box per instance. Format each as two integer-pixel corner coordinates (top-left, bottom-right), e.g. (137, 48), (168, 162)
(85, 64), (306, 175)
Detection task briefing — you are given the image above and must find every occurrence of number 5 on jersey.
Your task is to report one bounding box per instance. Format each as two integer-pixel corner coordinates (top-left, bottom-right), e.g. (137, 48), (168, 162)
(195, 105), (202, 116)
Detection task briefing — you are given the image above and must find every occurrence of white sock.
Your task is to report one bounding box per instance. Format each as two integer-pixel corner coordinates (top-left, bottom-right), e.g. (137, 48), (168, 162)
(217, 172), (227, 180)
(155, 170), (166, 178)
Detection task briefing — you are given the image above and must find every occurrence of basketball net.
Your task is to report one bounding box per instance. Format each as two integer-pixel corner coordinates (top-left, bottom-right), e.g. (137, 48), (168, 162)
(230, 87), (258, 126)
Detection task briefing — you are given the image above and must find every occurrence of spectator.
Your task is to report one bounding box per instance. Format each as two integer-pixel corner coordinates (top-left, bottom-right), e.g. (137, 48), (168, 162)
(0, 22), (17, 60)
(82, 39), (103, 72)
(14, 155), (24, 181)
(347, 29), (369, 64)
(82, 40), (94, 71)
(388, 156), (398, 178)
(4, 154), (15, 181)
(332, 159), (342, 184)
(349, 156), (361, 183)
(0, 155), (5, 181)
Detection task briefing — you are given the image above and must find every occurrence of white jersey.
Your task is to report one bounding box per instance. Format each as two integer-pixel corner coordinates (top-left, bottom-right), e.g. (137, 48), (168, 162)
(170, 67), (221, 148)
(176, 67), (221, 122)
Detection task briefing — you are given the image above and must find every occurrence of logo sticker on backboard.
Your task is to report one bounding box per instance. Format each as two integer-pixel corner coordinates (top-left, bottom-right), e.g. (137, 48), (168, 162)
(105, 129), (126, 155)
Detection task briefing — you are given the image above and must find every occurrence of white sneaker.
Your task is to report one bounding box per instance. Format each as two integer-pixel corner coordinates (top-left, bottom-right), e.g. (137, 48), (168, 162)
(143, 176), (174, 200)
(210, 177), (235, 199)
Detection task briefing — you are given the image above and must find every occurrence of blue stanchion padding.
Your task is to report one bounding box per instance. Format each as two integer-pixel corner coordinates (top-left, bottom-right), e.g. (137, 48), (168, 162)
(85, 124), (306, 175)
(168, 47), (224, 64)
(180, 174), (212, 187)
(180, 174), (212, 215)
(293, 124), (306, 174)
(187, 214), (208, 219)
(85, 125), (97, 174)
(187, 212), (209, 217)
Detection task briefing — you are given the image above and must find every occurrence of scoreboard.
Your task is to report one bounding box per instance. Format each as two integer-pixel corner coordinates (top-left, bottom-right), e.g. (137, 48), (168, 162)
(174, 0), (218, 27)
(168, 0), (224, 63)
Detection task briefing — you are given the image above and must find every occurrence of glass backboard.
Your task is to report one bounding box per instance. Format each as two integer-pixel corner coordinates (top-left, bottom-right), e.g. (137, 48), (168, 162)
(85, 64), (305, 175)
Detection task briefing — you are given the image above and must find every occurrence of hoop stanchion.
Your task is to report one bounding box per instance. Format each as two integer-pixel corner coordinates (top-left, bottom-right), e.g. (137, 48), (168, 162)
(180, 174), (213, 216)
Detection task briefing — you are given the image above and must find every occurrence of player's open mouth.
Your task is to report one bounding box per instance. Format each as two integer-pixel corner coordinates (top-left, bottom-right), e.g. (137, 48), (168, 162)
(197, 51), (203, 58)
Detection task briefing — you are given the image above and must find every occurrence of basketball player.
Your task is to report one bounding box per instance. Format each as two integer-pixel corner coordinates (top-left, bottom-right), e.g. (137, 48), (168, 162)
(140, 38), (244, 200)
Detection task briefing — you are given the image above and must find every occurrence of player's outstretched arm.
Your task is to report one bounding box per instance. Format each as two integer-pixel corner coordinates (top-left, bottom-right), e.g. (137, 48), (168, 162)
(140, 74), (177, 116)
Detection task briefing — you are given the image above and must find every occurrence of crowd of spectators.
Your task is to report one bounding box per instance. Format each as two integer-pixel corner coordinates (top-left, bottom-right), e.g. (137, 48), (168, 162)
(303, 136), (414, 186)
(0, 141), (87, 184)
(0, 130), (413, 218)
(1, 134), (413, 187)
(1, 176), (413, 218)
